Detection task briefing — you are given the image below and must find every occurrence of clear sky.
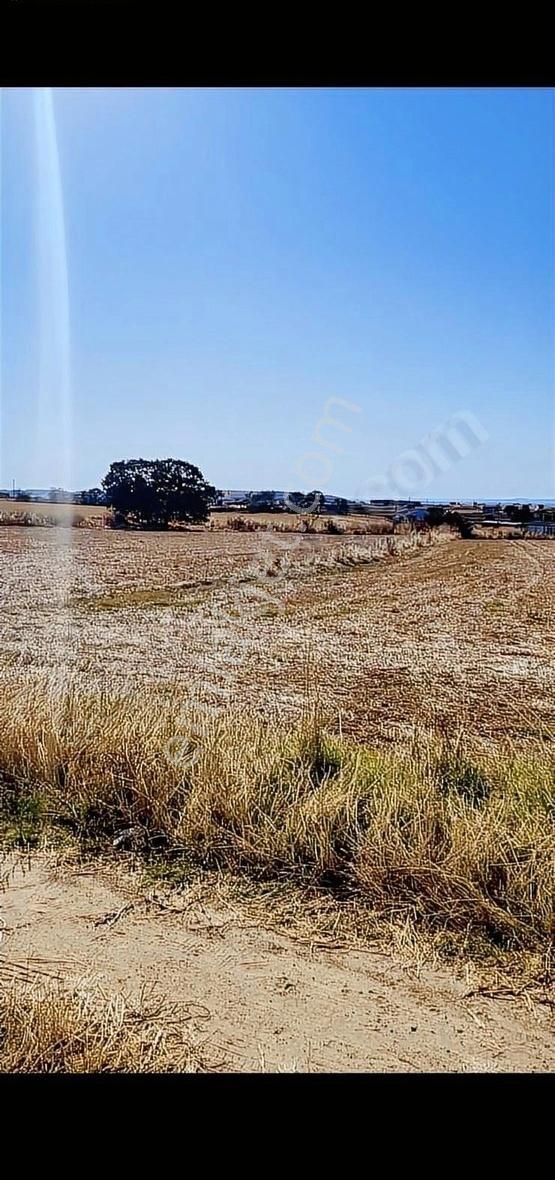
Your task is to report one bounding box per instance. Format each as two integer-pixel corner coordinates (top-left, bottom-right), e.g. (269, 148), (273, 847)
(1, 87), (553, 500)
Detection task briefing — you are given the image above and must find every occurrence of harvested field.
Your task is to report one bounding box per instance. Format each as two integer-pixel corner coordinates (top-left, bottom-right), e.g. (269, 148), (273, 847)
(1, 527), (554, 745)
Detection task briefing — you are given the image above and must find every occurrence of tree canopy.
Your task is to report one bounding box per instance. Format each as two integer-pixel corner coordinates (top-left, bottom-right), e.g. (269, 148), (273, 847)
(286, 490), (324, 513)
(426, 505), (475, 538)
(102, 458), (215, 529)
(331, 496), (350, 515)
(248, 490), (281, 512)
(504, 503), (532, 523)
(77, 487), (106, 507)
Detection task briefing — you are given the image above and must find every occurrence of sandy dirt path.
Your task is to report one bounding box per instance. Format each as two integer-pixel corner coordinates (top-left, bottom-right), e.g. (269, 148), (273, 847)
(1, 855), (553, 1073)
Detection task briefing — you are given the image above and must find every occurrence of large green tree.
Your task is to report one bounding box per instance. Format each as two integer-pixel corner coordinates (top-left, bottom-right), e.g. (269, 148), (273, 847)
(102, 458), (215, 529)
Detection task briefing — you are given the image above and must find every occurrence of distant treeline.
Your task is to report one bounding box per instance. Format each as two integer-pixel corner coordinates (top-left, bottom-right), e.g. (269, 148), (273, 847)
(3, 487), (107, 507)
(4, 480), (554, 527)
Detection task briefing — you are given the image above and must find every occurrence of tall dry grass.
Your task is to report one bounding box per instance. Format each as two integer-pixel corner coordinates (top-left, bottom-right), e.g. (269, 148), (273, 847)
(259, 530), (439, 579)
(0, 510), (102, 529)
(0, 678), (552, 954)
(0, 977), (206, 1072)
(215, 512), (394, 535)
(0, 511), (61, 528)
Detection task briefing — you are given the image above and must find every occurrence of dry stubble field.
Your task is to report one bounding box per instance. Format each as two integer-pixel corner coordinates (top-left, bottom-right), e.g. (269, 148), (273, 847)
(1, 525), (554, 744)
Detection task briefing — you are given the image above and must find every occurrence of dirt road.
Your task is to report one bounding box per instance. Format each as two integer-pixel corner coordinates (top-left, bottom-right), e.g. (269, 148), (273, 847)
(1, 855), (553, 1072)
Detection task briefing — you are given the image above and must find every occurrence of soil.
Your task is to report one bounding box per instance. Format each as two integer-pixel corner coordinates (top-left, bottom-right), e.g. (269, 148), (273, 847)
(1, 853), (553, 1073)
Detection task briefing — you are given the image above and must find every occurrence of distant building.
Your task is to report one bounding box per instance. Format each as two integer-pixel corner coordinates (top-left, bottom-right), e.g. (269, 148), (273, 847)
(448, 504), (485, 524)
(220, 490), (250, 509)
(526, 521), (555, 536)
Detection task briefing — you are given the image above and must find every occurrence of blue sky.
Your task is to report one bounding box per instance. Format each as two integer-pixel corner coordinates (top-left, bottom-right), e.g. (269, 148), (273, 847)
(1, 87), (553, 499)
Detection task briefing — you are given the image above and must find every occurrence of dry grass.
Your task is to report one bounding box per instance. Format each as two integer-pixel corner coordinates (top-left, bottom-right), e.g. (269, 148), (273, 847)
(0, 510), (92, 529)
(211, 511), (394, 534)
(0, 976), (210, 1072)
(258, 530), (437, 578)
(0, 678), (552, 958)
